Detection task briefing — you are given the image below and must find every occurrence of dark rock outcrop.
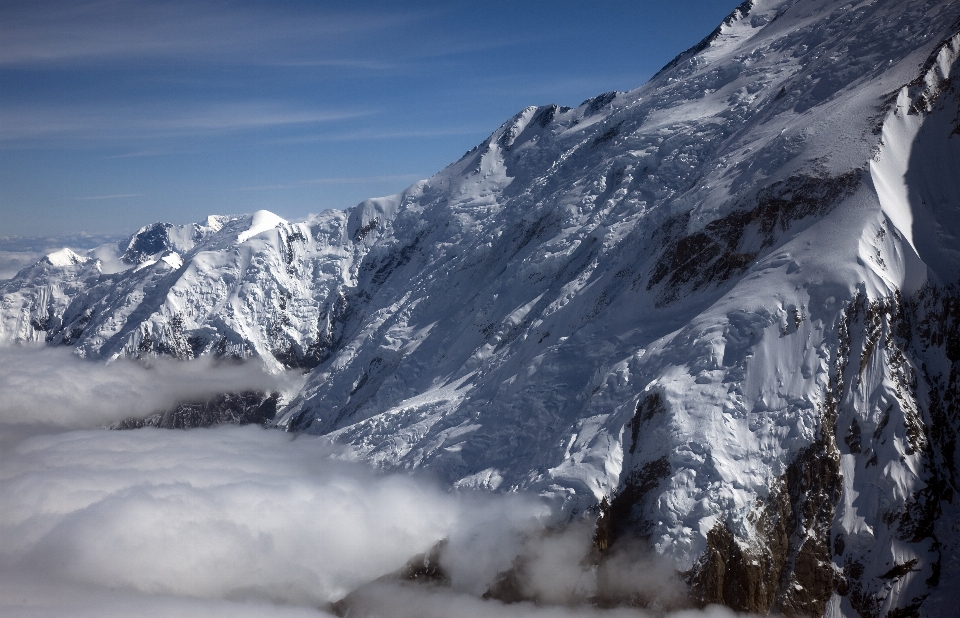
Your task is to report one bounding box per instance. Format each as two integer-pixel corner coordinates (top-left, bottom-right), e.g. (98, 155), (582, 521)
(113, 391), (279, 429)
(647, 172), (861, 306)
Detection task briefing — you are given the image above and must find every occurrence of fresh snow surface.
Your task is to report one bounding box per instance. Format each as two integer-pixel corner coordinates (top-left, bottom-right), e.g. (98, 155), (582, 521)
(237, 210), (288, 244)
(2, 0), (960, 615)
(44, 248), (88, 267)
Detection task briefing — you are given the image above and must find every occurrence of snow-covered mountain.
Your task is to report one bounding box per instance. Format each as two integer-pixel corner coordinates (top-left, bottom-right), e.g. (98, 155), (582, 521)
(3, 0), (960, 615)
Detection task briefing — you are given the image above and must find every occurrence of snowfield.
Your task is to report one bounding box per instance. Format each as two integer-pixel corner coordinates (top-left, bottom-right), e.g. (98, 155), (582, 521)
(2, 0), (960, 615)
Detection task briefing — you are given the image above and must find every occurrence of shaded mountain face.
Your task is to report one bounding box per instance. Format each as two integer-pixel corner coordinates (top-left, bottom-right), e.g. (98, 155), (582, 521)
(3, 0), (960, 615)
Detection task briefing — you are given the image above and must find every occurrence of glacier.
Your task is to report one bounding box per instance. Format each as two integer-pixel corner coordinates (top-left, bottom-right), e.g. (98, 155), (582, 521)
(2, 0), (960, 615)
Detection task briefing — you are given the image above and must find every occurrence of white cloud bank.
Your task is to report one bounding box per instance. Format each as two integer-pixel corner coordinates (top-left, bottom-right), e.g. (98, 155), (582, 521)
(0, 426), (561, 617)
(0, 428), (508, 603)
(0, 346), (299, 433)
(0, 250), (44, 280)
(0, 347), (745, 618)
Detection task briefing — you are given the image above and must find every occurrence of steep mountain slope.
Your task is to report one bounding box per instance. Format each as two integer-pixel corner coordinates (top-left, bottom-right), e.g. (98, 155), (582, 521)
(2, 0), (960, 615)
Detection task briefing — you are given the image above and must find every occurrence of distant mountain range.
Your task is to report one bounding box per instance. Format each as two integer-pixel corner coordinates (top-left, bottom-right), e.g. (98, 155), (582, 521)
(3, 0), (959, 615)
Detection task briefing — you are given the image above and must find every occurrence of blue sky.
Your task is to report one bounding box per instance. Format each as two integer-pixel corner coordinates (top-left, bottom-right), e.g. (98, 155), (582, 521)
(1, 0), (737, 237)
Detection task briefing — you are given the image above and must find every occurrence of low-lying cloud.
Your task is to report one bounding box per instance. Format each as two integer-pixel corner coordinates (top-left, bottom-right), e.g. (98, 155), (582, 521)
(0, 346), (298, 433)
(0, 426), (555, 617)
(0, 346), (743, 617)
(1, 428), (507, 602)
(338, 584), (742, 618)
(0, 250), (44, 280)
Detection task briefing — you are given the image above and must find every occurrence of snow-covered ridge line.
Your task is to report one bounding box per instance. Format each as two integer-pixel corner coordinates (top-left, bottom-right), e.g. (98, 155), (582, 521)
(2, 1), (960, 615)
(651, 0), (757, 79)
(907, 30), (960, 115)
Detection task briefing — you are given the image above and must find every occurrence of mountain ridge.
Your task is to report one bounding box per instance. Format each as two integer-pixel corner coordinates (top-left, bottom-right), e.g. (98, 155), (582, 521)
(3, 0), (960, 615)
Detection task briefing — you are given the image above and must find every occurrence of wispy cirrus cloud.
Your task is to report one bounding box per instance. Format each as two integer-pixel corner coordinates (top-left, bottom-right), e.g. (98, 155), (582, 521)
(268, 126), (491, 146)
(0, 0), (422, 67)
(0, 0), (536, 73)
(263, 59), (397, 70)
(75, 193), (142, 201)
(0, 102), (372, 144)
(236, 174), (424, 192)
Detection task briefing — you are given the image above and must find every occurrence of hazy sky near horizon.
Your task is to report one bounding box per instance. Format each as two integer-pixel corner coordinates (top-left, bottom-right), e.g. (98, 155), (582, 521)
(1, 0), (737, 238)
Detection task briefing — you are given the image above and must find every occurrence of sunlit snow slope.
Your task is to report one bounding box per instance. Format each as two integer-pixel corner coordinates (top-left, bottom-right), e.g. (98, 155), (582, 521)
(3, 0), (960, 615)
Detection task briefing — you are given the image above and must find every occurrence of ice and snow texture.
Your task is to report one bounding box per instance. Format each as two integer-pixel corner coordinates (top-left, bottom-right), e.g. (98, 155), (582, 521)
(2, 0), (960, 615)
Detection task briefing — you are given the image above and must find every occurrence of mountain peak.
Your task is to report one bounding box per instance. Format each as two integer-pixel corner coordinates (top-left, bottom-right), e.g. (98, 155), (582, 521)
(43, 247), (89, 267)
(237, 210), (288, 244)
(3, 1), (960, 613)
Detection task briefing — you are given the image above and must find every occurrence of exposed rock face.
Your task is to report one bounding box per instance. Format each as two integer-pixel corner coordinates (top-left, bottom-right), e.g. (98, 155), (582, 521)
(121, 223), (177, 265)
(329, 540), (451, 617)
(608, 283), (960, 616)
(831, 285), (960, 618)
(689, 413), (842, 615)
(113, 391), (279, 429)
(648, 172), (862, 306)
(2, 1), (960, 615)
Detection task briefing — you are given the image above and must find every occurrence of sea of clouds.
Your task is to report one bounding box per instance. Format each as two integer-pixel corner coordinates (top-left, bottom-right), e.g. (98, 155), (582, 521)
(0, 346), (742, 618)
